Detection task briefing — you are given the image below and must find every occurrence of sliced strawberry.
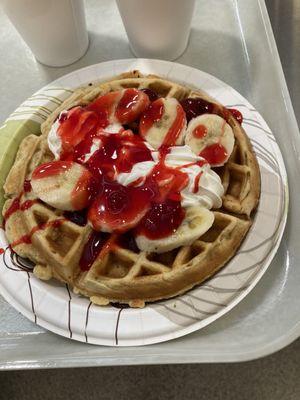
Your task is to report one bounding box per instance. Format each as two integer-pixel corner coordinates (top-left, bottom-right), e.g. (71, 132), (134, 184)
(87, 181), (153, 233)
(86, 89), (150, 127)
(115, 89), (150, 124)
(58, 107), (99, 159)
(87, 91), (121, 127)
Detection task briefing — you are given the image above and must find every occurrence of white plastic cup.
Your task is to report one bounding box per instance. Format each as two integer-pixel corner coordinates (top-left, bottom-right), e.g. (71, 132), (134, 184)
(2, 0), (89, 67)
(116, 0), (195, 60)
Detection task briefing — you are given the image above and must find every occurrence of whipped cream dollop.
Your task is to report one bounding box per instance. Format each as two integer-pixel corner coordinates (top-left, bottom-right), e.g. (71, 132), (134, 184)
(48, 117), (63, 160)
(117, 145), (224, 209)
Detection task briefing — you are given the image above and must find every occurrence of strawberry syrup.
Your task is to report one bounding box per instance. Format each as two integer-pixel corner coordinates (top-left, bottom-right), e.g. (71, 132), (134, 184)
(193, 124), (207, 139)
(139, 99), (186, 147)
(32, 160), (72, 179)
(79, 231), (110, 271)
(193, 171), (203, 194)
(6, 91), (242, 271)
(115, 89), (150, 124)
(3, 180), (36, 225)
(11, 219), (66, 248)
(200, 143), (228, 165)
(162, 104), (186, 147)
(139, 99), (164, 137)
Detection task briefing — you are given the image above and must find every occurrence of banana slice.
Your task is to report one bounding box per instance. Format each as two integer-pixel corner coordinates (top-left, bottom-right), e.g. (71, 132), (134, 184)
(185, 114), (234, 167)
(87, 88), (150, 125)
(139, 98), (186, 149)
(135, 206), (214, 253)
(31, 161), (95, 211)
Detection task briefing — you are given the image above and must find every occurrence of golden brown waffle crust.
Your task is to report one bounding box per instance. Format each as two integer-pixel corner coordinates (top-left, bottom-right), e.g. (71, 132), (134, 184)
(2, 71), (260, 308)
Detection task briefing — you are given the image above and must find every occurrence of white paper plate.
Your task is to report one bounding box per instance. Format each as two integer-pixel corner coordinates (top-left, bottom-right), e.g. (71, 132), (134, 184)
(0, 59), (288, 346)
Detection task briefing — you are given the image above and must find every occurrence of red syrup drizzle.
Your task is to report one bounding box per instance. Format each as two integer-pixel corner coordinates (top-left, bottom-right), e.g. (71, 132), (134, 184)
(23, 180), (32, 192)
(193, 171), (203, 194)
(162, 104), (186, 147)
(75, 131), (153, 181)
(175, 159), (207, 171)
(79, 231), (110, 271)
(134, 146), (187, 239)
(200, 143), (228, 165)
(3, 180), (36, 226)
(64, 209), (87, 226)
(136, 200), (185, 240)
(97, 234), (119, 259)
(117, 231), (139, 253)
(70, 169), (96, 210)
(180, 98), (215, 122)
(141, 88), (159, 102)
(139, 98), (164, 137)
(180, 98), (243, 125)
(20, 200), (39, 211)
(198, 118), (228, 165)
(139, 99), (186, 147)
(115, 89), (150, 124)
(149, 146), (189, 202)
(0, 248), (4, 255)
(193, 124), (207, 139)
(3, 197), (21, 223)
(228, 108), (243, 124)
(11, 219), (66, 248)
(32, 160), (72, 179)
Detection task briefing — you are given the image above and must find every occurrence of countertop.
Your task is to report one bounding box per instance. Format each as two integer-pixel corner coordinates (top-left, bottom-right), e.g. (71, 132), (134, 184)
(0, 0), (300, 399)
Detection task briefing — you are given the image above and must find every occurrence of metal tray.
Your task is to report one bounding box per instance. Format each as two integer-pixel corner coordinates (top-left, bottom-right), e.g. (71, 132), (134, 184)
(0, 0), (299, 368)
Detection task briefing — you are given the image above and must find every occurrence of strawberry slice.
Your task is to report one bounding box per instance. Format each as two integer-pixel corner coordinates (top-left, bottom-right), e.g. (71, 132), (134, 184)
(86, 91), (121, 127)
(87, 181), (153, 233)
(87, 89), (150, 126)
(115, 88), (150, 124)
(58, 107), (99, 159)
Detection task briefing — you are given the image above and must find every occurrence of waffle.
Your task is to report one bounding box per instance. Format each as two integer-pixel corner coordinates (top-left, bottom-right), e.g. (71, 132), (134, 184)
(2, 71), (260, 307)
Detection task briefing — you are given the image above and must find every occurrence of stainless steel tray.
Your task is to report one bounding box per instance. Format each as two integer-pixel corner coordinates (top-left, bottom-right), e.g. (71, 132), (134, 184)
(0, 0), (299, 368)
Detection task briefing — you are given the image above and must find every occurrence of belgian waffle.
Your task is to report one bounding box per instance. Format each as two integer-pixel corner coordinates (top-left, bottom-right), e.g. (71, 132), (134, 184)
(2, 71), (260, 307)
